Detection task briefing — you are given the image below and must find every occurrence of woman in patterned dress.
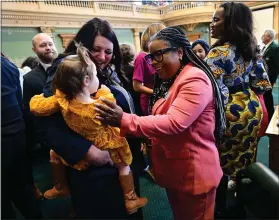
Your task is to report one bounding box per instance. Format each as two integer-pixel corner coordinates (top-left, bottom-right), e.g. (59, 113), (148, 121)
(206, 2), (272, 189)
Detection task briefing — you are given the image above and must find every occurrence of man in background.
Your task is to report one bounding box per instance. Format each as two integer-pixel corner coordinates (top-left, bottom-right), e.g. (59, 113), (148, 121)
(23, 33), (58, 199)
(23, 33), (57, 108)
(261, 29), (279, 122)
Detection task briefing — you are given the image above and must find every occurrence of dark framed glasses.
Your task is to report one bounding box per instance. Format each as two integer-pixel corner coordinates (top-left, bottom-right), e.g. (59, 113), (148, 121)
(145, 47), (177, 65)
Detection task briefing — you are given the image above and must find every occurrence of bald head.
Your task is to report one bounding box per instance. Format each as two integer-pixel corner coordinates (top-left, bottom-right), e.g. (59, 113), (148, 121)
(32, 33), (57, 64)
(32, 33), (52, 47)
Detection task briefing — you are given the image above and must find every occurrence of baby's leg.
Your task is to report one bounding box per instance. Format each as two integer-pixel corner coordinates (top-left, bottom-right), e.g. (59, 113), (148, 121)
(114, 162), (131, 176)
(50, 149), (63, 164)
(110, 150), (147, 215)
(44, 149), (70, 199)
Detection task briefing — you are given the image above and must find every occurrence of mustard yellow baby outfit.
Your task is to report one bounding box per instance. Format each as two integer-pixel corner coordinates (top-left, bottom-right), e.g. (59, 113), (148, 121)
(30, 87), (132, 170)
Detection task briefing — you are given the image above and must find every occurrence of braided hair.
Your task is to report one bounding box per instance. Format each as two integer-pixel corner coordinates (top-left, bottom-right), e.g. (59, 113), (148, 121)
(150, 27), (226, 146)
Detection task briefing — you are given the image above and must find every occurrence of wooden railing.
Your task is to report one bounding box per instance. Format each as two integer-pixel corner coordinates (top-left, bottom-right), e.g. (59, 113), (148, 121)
(163, 1), (214, 14)
(98, 2), (132, 12)
(44, 0), (94, 8)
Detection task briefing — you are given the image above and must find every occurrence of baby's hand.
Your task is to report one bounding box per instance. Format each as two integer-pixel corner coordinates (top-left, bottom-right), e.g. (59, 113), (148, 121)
(100, 84), (110, 92)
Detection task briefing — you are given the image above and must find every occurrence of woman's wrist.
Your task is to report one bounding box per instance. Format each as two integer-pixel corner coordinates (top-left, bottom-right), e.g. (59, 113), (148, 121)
(141, 86), (153, 95)
(120, 112), (130, 136)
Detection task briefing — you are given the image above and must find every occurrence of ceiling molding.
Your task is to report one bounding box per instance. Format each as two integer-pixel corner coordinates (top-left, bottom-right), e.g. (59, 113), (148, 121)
(2, 1), (278, 30)
(58, 34), (75, 48)
(165, 14), (212, 27)
(183, 23), (199, 32)
(1, 11), (160, 29)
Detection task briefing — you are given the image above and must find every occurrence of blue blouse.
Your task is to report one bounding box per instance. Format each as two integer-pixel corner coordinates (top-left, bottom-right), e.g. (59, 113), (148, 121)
(205, 43), (271, 105)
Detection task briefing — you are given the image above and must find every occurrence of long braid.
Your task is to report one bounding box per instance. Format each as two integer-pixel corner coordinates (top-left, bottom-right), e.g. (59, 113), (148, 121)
(185, 48), (226, 145)
(151, 27), (226, 146)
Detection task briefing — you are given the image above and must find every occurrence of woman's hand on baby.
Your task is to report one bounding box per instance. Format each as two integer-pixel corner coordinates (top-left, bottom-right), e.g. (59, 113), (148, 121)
(95, 98), (123, 127)
(86, 144), (113, 167)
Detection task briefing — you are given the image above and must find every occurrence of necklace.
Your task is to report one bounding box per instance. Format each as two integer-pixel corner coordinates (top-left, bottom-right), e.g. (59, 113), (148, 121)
(148, 65), (185, 113)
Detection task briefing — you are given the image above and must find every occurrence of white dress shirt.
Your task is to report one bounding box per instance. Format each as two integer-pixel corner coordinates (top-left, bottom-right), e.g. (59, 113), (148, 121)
(40, 61), (52, 71)
(261, 41), (273, 55)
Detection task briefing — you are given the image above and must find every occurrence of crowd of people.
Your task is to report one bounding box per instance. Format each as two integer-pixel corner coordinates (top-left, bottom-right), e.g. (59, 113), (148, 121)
(2, 2), (278, 219)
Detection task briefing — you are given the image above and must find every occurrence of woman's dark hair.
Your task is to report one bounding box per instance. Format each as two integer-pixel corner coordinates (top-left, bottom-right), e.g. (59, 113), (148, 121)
(21, 56), (39, 69)
(213, 2), (257, 61)
(65, 18), (122, 77)
(120, 43), (135, 64)
(191, 39), (210, 55)
(151, 27), (226, 145)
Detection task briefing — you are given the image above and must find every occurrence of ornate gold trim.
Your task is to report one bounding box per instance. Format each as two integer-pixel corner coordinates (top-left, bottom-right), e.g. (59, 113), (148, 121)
(58, 34), (75, 48)
(183, 23), (199, 32)
(186, 32), (203, 42)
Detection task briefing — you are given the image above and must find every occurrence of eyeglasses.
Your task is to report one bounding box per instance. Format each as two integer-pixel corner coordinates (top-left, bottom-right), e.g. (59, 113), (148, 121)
(145, 47), (177, 65)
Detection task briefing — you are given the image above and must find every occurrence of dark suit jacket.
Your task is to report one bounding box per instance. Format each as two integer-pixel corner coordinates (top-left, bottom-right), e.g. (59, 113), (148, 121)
(263, 41), (279, 85)
(23, 63), (48, 147)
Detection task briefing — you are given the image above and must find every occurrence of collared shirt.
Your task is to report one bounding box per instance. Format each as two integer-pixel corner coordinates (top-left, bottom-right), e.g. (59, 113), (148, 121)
(39, 61), (52, 71)
(262, 40), (273, 55)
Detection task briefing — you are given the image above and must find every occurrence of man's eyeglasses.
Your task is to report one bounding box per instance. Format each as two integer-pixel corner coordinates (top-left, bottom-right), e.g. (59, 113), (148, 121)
(145, 47), (177, 65)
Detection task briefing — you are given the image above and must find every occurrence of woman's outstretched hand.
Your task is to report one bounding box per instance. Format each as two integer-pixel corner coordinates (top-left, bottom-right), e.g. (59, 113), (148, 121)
(95, 98), (123, 127)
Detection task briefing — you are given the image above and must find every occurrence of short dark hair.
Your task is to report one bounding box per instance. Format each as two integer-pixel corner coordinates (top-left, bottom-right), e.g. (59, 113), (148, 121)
(21, 56), (39, 69)
(65, 17), (122, 75)
(214, 2), (257, 61)
(191, 39), (210, 55)
(120, 43), (135, 64)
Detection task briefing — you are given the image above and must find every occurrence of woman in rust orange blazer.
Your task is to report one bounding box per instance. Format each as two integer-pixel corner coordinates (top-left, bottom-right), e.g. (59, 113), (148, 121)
(95, 27), (226, 220)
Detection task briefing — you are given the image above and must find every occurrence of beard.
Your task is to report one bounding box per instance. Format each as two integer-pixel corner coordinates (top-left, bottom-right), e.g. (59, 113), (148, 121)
(37, 51), (57, 64)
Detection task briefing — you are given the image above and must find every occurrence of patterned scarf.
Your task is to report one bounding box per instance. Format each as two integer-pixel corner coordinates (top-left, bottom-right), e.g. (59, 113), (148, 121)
(148, 65), (184, 114)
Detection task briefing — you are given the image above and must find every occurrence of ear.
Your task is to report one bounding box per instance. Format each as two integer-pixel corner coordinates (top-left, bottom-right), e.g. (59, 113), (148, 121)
(177, 48), (183, 60)
(32, 47), (36, 53)
(83, 75), (90, 87)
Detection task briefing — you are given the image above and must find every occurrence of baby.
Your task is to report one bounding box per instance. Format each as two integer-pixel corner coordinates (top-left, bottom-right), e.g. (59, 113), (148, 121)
(30, 44), (147, 215)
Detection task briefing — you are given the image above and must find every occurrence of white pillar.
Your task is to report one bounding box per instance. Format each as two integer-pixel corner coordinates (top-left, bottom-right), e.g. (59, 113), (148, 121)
(133, 28), (141, 54)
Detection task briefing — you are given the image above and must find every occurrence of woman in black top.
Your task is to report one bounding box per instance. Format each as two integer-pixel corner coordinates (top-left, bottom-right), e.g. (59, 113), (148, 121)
(120, 43), (143, 116)
(43, 18), (145, 219)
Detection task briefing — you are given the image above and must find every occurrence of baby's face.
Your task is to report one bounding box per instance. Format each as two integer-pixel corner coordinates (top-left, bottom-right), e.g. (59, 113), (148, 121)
(88, 63), (99, 94)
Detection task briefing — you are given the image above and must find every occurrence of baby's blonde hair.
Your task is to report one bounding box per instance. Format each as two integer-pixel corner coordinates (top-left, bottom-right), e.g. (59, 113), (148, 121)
(53, 42), (96, 100)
